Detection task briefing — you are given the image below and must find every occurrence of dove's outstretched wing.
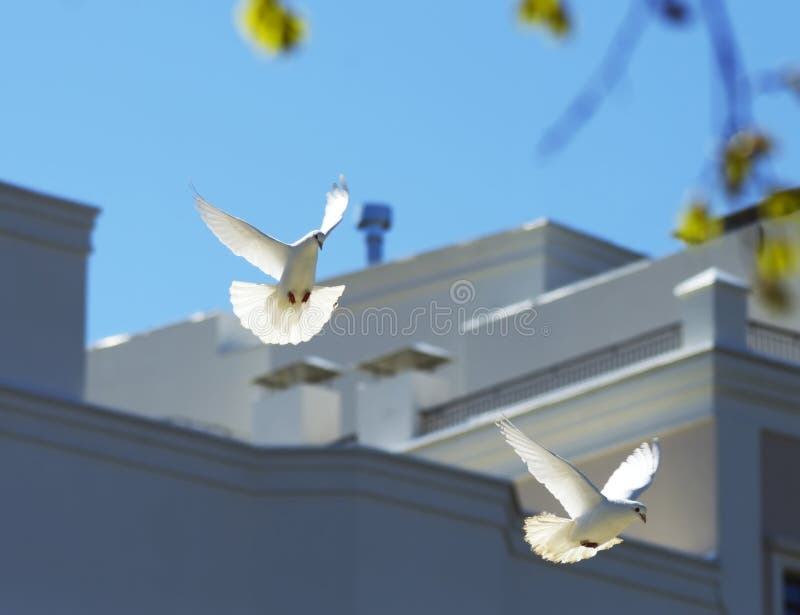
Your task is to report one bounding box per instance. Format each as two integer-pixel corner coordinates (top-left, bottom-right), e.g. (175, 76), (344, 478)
(319, 175), (349, 236)
(497, 417), (602, 519)
(195, 193), (290, 281)
(601, 439), (660, 501)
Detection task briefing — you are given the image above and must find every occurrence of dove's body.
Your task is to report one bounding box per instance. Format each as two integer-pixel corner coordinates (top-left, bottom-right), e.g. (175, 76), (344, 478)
(497, 417), (659, 564)
(280, 232), (321, 304)
(572, 499), (642, 544)
(195, 176), (349, 345)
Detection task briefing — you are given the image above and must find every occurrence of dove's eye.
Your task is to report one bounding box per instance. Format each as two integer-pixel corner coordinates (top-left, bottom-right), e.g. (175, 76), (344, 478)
(634, 507), (640, 513)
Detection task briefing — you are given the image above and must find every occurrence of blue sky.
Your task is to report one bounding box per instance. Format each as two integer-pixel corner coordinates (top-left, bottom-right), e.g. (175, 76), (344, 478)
(1, 1), (798, 343)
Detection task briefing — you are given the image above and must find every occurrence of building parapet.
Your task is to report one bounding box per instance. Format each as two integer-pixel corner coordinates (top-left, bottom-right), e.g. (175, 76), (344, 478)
(747, 321), (800, 364)
(418, 318), (800, 436)
(419, 324), (683, 435)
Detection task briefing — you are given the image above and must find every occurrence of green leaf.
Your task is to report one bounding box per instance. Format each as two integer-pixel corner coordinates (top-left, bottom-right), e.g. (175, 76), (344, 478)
(673, 201), (722, 245)
(757, 236), (799, 282)
(759, 188), (800, 220)
(237, 0), (306, 55)
(518, 0), (571, 37)
(721, 130), (772, 195)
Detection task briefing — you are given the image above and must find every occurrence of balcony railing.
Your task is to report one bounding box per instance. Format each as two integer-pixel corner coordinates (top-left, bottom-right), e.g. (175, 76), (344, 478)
(418, 324), (682, 435)
(747, 321), (800, 364)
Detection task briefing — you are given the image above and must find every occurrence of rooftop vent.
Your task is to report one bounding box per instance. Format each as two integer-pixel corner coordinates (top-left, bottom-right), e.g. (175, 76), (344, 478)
(253, 357), (343, 389)
(358, 343), (450, 377)
(357, 203), (392, 266)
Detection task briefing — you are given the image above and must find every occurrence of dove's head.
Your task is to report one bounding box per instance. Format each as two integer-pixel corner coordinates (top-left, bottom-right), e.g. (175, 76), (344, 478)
(314, 231), (326, 250)
(631, 502), (647, 524)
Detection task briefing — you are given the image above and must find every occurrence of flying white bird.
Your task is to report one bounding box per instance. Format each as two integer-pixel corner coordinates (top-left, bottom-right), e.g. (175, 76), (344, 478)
(195, 176), (349, 345)
(496, 416), (660, 564)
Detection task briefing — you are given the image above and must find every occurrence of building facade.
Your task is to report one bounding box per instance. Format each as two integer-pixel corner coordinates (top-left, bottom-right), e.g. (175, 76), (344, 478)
(2, 180), (800, 612)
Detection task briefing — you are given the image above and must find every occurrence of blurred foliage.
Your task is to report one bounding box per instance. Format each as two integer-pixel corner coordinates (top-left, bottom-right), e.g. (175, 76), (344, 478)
(673, 201), (722, 245)
(518, 0), (571, 37)
(752, 193), (800, 310)
(519, 0), (798, 310)
(754, 276), (793, 313)
(757, 236), (799, 283)
(721, 130), (773, 195)
(237, 0), (305, 56)
(226, 0), (799, 311)
(759, 188), (800, 220)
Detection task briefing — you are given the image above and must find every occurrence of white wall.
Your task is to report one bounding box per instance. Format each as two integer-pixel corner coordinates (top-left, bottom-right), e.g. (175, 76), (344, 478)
(0, 182), (98, 399)
(464, 222), (800, 394)
(85, 219), (642, 440)
(87, 313), (269, 438)
(0, 384), (720, 614)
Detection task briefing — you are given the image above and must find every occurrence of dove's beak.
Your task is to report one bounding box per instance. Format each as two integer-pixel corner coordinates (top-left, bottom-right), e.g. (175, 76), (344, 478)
(639, 511), (647, 523)
(316, 236), (323, 249)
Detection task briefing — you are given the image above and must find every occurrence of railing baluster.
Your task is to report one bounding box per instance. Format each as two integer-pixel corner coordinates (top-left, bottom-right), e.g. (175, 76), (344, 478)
(747, 321), (800, 363)
(418, 324), (683, 435)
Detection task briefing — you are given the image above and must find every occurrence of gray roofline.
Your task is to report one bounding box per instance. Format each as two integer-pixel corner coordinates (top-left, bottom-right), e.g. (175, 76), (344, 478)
(0, 180), (100, 254)
(325, 217), (645, 286)
(0, 180), (100, 223)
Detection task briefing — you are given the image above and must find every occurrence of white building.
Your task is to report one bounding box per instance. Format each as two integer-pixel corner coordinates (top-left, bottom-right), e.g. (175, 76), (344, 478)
(2, 179), (800, 613)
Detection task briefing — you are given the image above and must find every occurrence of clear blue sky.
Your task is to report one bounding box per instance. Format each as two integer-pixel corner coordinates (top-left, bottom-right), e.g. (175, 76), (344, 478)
(1, 1), (798, 343)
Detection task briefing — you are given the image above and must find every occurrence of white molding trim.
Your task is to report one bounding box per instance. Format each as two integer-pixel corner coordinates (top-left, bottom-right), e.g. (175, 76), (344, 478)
(0, 181), (99, 253)
(674, 267), (750, 297)
(325, 220), (641, 307)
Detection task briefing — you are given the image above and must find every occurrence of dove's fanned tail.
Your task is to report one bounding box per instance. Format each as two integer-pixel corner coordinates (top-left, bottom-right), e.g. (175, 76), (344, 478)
(523, 513), (622, 564)
(229, 281), (345, 346)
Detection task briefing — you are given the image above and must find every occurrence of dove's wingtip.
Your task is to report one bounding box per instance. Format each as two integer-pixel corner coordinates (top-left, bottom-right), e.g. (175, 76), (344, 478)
(189, 182), (207, 206)
(495, 413), (512, 428)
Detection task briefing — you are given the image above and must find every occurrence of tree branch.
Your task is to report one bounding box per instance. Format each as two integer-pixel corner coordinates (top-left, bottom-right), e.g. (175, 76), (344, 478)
(537, 1), (651, 157)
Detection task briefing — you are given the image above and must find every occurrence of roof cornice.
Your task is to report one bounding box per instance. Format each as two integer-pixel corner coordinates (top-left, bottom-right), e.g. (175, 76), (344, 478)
(0, 181), (100, 254)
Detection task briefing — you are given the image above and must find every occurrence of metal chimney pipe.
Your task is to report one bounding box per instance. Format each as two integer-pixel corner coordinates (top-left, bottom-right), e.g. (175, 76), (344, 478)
(357, 203), (392, 266)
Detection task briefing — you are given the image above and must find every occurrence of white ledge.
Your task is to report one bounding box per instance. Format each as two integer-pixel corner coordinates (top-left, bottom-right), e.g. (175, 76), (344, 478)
(673, 267), (749, 297)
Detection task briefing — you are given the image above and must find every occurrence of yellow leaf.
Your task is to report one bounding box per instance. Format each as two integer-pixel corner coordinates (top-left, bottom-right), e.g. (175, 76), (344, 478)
(721, 130), (773, 195)
(673, 201), (722, 245)
(723, 155), (750, 195)
(757, 236), (799, 282)
(518, 0), (571, 37)
(759, 188), (800, 220)
(238, 0), (306, 55)
(754, 276), (793, 313)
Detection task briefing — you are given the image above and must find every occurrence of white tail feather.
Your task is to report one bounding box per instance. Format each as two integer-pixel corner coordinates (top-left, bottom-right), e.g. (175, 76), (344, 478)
(523, 513), (622, 564)
(229, 281), (345, 345)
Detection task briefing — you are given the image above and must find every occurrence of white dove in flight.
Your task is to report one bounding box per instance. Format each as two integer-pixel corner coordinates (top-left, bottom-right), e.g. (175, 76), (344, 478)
(195, 176), (349, 345)
(497, 417), (660, 564)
